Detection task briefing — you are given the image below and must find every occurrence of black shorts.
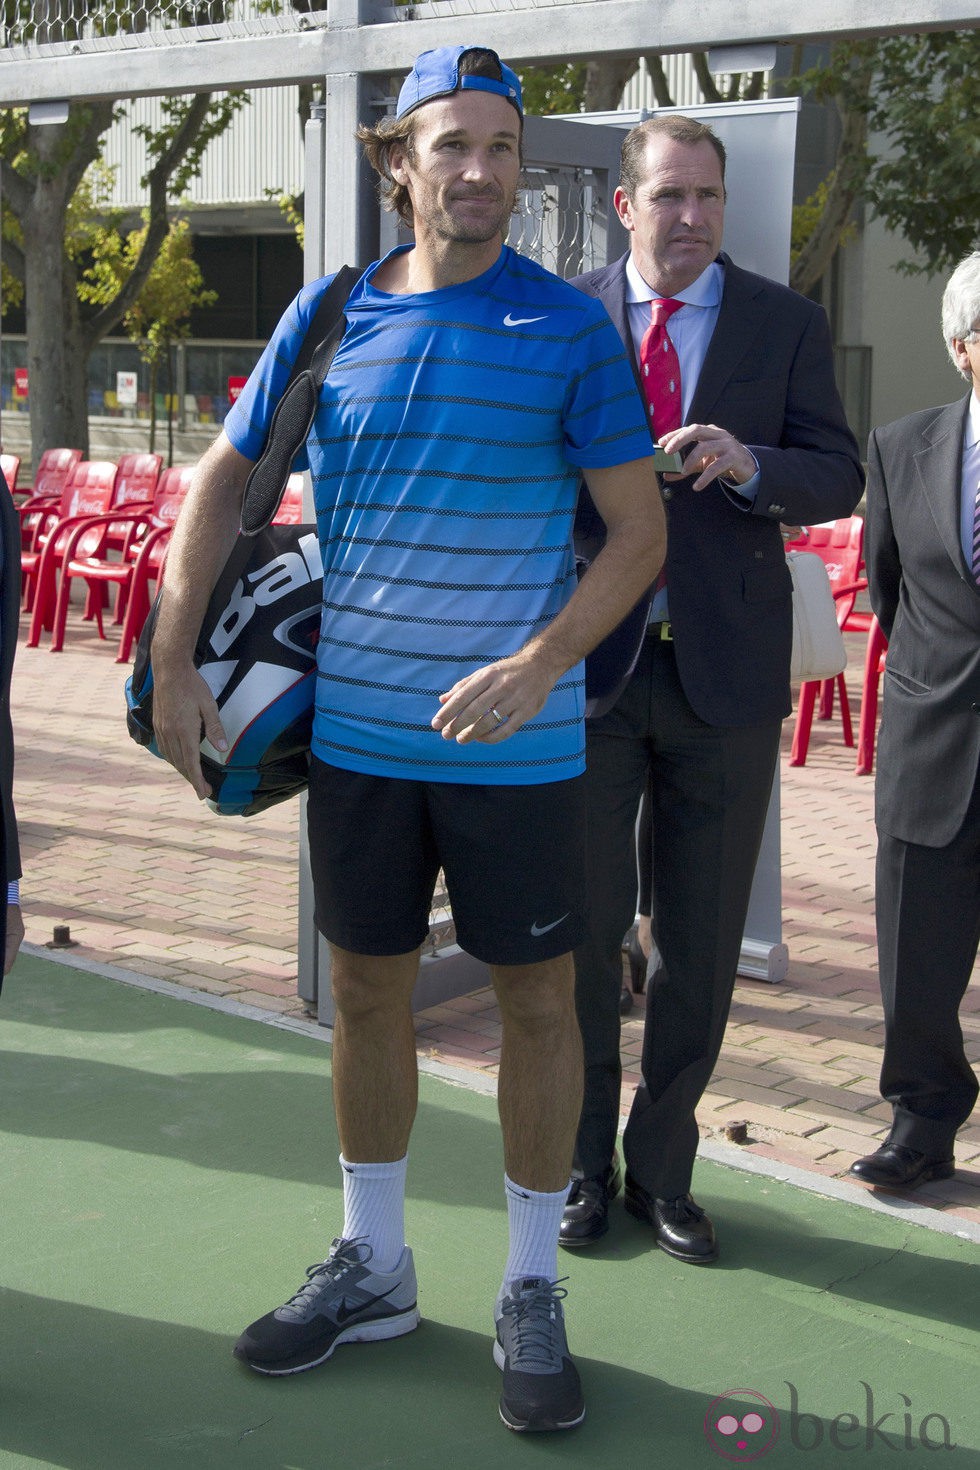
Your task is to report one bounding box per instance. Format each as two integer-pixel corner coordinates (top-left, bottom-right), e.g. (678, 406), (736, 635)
(307, 758), (587, 966)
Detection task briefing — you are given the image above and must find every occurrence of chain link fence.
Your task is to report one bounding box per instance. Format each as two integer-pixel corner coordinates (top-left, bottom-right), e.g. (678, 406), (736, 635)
(0, 0), (327, 56)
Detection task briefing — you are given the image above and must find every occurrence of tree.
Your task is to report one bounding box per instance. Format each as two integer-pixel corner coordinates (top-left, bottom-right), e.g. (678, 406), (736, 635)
(79, 215), (216, 461)
(788, 32), (979, 291)
(2, 99), (115, 454)
(522, 31), (979, 295)
(1, 0), (245, 458)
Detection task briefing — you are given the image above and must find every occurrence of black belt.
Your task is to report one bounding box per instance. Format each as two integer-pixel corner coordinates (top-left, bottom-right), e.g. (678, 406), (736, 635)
(646, 621), (672, 641)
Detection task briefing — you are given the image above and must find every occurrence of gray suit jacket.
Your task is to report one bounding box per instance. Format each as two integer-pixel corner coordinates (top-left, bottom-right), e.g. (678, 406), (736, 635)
(866, 395), (980, 846)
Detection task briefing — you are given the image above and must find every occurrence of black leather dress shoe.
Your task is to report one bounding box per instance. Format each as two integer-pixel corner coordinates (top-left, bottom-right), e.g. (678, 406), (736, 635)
(624, 1174), (719, 1263)
(849, 1143), (955, 1191)
(559, 1159), (622, 1248)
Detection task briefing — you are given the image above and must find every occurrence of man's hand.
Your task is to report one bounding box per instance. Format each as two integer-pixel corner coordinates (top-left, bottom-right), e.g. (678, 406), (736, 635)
(153, 665), (228, 801)
(146, 435), (252, 800)
(433, 457), (664, 745)
(432, 644), (563, 745)
(4, 904), (24, 975)
(660, 422), (757, 491)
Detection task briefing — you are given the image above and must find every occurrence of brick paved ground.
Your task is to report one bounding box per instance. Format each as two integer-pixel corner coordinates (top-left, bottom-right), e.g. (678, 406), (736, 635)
(10, 615), (979, 1226)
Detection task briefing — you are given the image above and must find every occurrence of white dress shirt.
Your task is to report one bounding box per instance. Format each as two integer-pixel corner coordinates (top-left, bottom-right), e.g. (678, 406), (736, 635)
(623, 255), (723, 425)
(623, 257), (760, 620)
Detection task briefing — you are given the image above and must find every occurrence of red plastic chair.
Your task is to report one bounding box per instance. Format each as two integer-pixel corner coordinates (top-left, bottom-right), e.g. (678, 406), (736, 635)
(819, 534), (872, 724)
(21, 446), (83, 504)
(17, 447), (84, 544)
(855, 616), (888, 775)
(49, 464), (196, 659)
(22, 461), (119, 631)
(99, 453), (165, 622)
(1, 453), (21, 493)
(787, 517), (869, 767)
(272, 473), (306, 525)
(112, 451), (163, 511)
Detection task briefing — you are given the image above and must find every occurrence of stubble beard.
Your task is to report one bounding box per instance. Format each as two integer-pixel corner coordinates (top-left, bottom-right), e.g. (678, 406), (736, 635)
(441, 187), (517, 246)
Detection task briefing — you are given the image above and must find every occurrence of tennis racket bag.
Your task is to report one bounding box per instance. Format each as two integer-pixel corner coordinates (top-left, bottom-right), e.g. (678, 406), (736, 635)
(125, 523), (322, 816)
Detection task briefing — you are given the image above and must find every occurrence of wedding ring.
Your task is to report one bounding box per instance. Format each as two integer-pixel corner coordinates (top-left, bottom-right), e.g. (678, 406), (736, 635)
(486, 705), (509, 728)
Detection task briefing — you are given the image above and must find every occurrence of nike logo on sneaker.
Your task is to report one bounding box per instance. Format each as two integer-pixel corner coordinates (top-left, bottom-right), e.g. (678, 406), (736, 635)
(530, 914), (570, 937)
(503, 313), (547, 326)
(334, 1288), (397, 1323)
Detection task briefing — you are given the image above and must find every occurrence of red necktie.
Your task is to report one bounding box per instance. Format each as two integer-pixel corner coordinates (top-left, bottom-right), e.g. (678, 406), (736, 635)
(639, 298), (684, 440)
(640, 298), (683, 598)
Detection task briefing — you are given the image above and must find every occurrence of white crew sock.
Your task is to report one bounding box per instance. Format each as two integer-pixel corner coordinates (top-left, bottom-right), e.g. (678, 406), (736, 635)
(501, 1173), (570, 1290)
(339, 1153), (408, 1274)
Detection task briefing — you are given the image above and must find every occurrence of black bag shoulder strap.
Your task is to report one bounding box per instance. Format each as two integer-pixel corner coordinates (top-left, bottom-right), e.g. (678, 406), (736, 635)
(240, 263), (360, 536)
(289, 264), (360, 390)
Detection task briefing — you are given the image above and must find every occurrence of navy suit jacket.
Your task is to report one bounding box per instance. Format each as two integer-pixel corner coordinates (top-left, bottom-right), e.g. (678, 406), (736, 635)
(865, 395), (980, 846)
(0, 472), (22, 984)
(573, 252), (864, 726)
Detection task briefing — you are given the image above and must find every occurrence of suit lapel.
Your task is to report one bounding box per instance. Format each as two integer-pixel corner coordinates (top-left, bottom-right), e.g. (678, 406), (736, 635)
(913, 396), (971, 579)
(687, 255), (770, 423)
(595, 255), (768, 412)
(593, 265), (642, 393)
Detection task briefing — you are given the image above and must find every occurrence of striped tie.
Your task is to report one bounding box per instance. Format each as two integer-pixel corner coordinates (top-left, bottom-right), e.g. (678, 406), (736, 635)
(973, 480), (980, 586)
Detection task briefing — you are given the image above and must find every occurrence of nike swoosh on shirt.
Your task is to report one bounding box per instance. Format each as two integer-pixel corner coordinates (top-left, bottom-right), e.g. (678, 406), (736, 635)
(503, 313), (548, 326)
(530, 914), (570, 937)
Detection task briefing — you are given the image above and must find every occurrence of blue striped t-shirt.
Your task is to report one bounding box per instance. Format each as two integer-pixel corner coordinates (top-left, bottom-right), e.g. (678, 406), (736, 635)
(225, 244), (651, 785)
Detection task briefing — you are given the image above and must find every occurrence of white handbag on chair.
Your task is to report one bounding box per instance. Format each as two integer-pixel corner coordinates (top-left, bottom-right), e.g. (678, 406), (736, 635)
(786, 549), (848, 683)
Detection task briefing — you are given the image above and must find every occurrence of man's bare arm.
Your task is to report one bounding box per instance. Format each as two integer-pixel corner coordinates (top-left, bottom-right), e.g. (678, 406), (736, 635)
(150, 433), (255, 797)
(433, 456), (664, 743)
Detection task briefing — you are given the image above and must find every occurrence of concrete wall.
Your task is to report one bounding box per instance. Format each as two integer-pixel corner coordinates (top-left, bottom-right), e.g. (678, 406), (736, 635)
(837, 214), (966, 437)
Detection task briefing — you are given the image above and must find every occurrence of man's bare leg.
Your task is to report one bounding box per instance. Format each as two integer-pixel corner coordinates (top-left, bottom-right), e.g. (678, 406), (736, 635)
(232, 945), (423, 1375)
(329, 944), (421, 1161)
(493, 953), (582, 1284)
(327, 945), (422, 1270)
(490, 953), (586, 1433)
(492, 952), (583, 1191)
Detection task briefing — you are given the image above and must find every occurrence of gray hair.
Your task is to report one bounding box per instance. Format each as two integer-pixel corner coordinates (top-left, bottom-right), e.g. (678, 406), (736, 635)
(941, 250), (980, 380)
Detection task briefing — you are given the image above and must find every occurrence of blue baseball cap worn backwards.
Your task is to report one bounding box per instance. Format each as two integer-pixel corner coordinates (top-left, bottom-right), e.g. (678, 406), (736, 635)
(396, 45), (524, 120)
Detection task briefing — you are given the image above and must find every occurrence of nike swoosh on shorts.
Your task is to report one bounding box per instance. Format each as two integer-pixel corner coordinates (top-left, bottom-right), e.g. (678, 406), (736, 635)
(530, 914), (570, 937)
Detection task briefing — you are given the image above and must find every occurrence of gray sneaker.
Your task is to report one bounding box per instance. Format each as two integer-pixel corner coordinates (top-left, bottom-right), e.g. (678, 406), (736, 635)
(233, 1238), (419, 1375)
(493, 1277), (585, 1432)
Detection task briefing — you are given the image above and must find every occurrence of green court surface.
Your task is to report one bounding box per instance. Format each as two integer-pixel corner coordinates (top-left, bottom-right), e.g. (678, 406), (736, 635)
(1, 954), (977, 1470)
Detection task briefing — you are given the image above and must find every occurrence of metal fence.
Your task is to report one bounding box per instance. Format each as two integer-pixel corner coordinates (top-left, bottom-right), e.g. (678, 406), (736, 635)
(0, 0), (322, 57)
(509, 165), (602, 277)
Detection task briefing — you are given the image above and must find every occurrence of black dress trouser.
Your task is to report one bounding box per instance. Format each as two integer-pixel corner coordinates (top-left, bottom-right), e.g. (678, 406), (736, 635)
(875, 771), (980, 1154)
(573, 635), (782, 1198)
